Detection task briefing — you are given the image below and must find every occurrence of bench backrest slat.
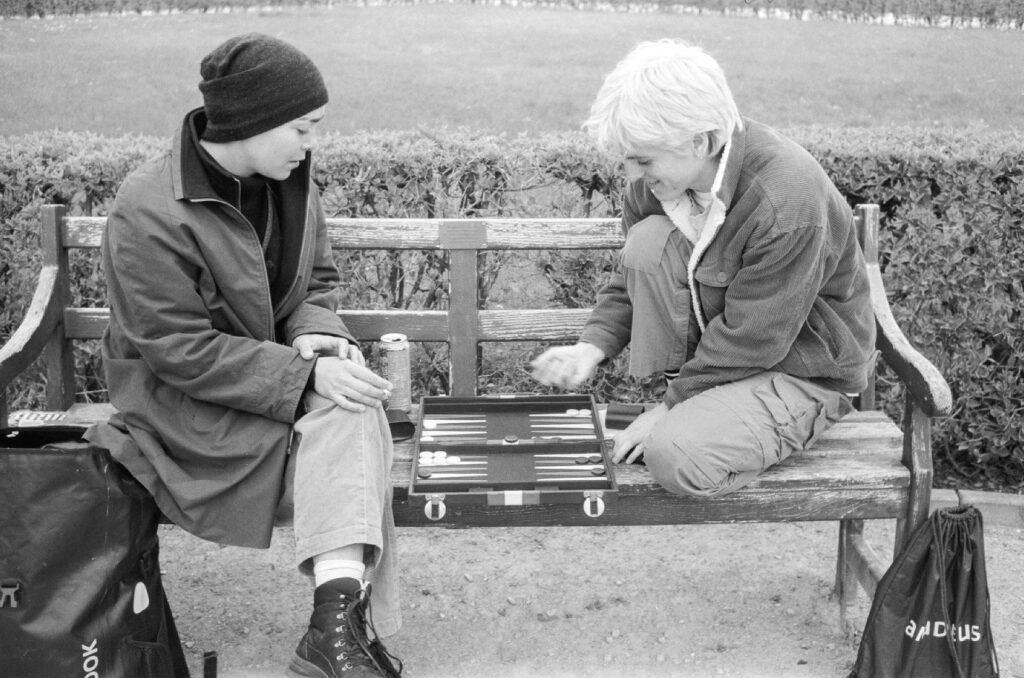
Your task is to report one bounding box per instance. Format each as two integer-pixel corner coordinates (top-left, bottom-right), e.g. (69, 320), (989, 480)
(39, 204), (881, 405)
(64, 216), (625, 250)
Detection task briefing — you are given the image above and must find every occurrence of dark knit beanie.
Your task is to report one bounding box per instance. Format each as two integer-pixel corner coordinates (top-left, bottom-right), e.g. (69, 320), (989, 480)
(199, 33), (329, 142)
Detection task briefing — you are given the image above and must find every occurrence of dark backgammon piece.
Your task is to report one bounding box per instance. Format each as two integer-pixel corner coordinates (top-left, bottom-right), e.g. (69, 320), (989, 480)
(575, 456), (590, 465)
(417, 469), (433, 479)
(590, 467), (606, 476)
(504, 435), (519, 444)
(588, 455), (602, 464)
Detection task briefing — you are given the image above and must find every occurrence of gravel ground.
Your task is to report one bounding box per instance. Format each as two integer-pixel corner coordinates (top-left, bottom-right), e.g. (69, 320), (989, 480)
(159, 517), (1024, 678)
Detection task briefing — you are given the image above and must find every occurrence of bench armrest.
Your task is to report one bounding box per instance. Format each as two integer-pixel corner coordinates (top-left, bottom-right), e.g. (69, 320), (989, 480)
(866, 262), (953, 419)
(0, 265), (63, 391)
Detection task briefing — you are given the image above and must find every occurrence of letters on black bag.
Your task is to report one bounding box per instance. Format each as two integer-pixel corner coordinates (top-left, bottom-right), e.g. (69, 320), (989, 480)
(849, 505), (1000, 678)
(0, 426), (192, 678)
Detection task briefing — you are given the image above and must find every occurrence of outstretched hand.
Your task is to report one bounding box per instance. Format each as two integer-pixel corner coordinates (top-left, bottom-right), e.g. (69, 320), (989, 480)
(530, 342), (605, 390)
(611, 402), (668, 464)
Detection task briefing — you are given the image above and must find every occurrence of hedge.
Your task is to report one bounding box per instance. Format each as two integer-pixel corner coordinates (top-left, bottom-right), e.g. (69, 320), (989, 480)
(3, 0), (1023, 28)
(1, 127), (1022, 492)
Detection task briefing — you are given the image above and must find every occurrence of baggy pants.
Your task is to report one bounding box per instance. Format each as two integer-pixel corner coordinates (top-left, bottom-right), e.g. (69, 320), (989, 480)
(642, 372), (851, 497)
(620, 215), (851, 497)
(280, 393), (401, 636)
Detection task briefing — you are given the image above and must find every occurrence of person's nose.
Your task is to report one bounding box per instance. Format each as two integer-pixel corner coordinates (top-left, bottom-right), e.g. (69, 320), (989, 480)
(302, 129), (318, 152)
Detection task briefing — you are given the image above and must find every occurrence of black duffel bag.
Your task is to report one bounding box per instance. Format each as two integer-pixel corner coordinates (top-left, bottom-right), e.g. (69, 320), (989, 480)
(0, 426), (191, 678)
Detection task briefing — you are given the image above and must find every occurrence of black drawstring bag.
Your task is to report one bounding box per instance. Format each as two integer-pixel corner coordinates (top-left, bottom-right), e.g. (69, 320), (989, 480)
(849, 505), (1000, 678)
(0, 427), (191, 678)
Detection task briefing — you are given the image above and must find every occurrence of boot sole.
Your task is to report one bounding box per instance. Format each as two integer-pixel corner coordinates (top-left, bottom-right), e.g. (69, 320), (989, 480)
(286, 656), (329, 678)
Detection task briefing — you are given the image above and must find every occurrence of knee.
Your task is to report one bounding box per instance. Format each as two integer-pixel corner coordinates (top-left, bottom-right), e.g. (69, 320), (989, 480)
(643, 424), (734, 498)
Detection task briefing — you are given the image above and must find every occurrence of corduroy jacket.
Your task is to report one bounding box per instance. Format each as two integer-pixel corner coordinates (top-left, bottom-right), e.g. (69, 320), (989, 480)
(579, 119), (876, 408)
(85, 110), (353, 548)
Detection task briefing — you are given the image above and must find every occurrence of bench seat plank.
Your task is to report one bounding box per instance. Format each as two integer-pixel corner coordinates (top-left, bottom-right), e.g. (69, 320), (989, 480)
(54, 403), (908, 528)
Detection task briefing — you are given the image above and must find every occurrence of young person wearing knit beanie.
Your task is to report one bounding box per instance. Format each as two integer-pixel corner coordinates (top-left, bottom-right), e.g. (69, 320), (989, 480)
(85, 33), (403, 678)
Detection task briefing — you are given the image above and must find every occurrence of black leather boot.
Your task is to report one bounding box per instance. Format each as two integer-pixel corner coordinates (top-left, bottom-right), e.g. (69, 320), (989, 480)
(289, 578), (402, 678)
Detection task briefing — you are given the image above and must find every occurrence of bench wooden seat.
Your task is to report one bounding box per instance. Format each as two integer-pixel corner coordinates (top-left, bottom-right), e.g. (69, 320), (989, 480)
(0, 203), (952, 628)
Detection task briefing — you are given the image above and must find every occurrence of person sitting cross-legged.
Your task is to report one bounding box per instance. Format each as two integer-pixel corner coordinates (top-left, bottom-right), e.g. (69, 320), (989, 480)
(531, 39), (875, 498)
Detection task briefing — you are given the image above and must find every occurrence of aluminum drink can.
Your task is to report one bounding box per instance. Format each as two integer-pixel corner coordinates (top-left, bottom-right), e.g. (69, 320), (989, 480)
(380, 333), (412, 412)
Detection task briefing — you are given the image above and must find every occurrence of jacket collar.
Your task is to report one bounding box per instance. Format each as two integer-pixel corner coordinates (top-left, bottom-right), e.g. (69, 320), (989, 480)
(712, 118), (748, 210)
(170, 107), (313, 205)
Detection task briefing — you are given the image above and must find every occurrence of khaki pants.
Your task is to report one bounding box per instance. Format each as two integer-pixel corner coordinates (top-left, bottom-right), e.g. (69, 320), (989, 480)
(643, 372), (851, 498)
(279, 394), (401, 637)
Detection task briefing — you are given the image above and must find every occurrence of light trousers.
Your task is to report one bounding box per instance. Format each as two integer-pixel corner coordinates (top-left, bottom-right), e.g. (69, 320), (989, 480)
(643, 371), (851, 497)
(280, 393), (401, 637)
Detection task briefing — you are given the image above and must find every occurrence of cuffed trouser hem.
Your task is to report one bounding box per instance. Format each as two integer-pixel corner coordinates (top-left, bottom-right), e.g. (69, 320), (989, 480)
(295, 526), (384, 572)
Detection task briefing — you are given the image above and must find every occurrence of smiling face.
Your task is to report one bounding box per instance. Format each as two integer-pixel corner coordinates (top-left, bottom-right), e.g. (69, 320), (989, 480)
(623, 135), (718, 203)
(231, 105), (327, 180)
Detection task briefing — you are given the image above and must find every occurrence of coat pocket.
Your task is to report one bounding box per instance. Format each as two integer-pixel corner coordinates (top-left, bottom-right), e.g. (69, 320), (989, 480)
(693, 258), (737, 320)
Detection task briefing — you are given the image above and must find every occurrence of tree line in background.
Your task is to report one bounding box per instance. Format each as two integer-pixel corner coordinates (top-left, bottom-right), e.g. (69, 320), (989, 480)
(2, 0), (1023, 28)
(1, 127), (1022, 492)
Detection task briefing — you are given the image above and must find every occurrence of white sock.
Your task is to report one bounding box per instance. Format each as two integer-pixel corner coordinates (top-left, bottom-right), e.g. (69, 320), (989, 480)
(313, 558), (366, 588)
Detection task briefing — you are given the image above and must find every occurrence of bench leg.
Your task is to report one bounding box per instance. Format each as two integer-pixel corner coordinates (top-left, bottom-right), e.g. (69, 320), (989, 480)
(835, 519), (858, 631)
(836, 518), (890, 633)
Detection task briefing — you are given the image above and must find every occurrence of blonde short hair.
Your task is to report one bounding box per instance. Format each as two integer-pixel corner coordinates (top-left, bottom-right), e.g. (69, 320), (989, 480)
(584, 39), (743, 157)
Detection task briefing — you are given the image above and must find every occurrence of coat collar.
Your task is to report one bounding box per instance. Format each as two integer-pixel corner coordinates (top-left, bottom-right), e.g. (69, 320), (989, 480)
(712, 119), (747, 210)
(170, 107), (313, 206)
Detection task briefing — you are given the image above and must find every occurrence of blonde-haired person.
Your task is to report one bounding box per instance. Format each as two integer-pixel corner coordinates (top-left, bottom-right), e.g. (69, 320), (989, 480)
(532, 39), (875, 497)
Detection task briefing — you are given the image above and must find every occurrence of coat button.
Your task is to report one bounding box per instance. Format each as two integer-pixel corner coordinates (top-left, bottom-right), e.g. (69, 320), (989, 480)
(717, 271), (728, 283)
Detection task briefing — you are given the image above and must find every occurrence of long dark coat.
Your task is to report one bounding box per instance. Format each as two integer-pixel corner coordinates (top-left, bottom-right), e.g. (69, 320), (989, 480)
(86, 111), (354, 548)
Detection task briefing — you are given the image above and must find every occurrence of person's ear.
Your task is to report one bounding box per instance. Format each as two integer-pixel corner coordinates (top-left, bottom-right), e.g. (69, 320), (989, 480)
(692, 132), (709, 159)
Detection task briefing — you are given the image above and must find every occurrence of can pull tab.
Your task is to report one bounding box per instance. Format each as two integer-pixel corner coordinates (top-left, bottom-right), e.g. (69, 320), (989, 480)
(0, 580), (22, 609)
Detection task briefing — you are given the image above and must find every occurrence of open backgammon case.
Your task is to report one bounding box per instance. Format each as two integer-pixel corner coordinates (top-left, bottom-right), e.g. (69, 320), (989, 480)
(409, 394), (618, 521)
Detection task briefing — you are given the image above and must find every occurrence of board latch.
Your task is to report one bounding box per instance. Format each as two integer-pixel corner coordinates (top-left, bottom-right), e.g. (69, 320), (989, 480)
(583, 490), (606, 518)
(424, 493), (447, 521)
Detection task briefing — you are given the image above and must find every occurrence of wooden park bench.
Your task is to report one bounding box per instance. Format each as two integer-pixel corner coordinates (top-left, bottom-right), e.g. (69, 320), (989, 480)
(0, 203), (951, 627)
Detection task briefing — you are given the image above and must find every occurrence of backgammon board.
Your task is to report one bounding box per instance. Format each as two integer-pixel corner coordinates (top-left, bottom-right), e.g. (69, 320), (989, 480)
(409, 395), (617, 520)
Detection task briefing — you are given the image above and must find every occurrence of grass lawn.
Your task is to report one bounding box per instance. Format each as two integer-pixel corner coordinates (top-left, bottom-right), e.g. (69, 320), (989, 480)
(1, 4), (1022, 137)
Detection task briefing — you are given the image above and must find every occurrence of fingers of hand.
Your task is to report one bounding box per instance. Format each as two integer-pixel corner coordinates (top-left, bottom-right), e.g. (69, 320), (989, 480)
(345, 343), (366, 367)
(531, 351), (581, 388)
(612, 430), (644, 463)
(329, 393), (366, 412)
(294, 336), (316, 360)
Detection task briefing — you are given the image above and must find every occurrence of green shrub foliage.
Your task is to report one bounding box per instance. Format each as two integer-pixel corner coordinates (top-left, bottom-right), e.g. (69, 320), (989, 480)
(1, 127), (1022, 490)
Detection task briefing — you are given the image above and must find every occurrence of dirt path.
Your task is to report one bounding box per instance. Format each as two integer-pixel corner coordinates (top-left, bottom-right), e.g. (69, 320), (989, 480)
(159, 519), (1024, 678)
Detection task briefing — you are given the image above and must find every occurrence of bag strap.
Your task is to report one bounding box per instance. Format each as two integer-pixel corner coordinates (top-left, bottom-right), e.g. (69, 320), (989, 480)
(932, 511), (968, 678)
(972, 510), (1001, 676)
